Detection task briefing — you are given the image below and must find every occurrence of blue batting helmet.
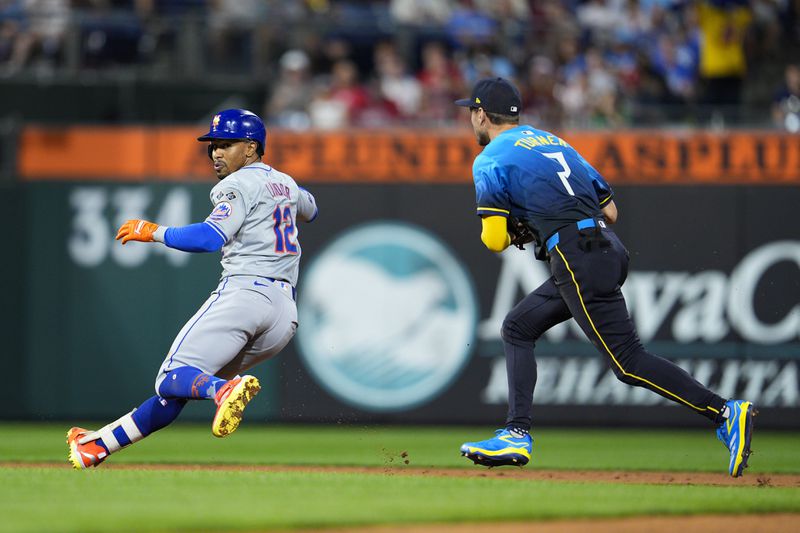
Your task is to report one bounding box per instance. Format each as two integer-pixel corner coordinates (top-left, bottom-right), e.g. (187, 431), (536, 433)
(197, 108), (266, 155)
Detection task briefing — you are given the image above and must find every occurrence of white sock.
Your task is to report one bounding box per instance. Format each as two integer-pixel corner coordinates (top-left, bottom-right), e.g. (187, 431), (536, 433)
(78, 410), (144, 453)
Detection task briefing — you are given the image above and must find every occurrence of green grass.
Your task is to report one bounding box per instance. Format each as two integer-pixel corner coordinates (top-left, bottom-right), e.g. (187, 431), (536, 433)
(2, 423), (799, 473)
(3, 469), (799, 533)
(1, 423), (799, 532)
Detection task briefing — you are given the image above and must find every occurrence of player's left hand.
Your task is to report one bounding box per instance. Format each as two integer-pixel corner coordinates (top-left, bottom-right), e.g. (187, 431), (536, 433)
(116, 219), (159, 244)
(508, 216), (535, 250)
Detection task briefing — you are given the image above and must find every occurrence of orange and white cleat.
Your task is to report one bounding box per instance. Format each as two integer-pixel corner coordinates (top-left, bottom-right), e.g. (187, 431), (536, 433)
(212, 375), (261, 438)
(67, 427), (108, 469)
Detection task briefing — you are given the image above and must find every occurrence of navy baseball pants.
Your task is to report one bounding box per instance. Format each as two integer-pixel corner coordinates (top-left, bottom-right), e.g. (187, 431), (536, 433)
(502, 222), (727, 431)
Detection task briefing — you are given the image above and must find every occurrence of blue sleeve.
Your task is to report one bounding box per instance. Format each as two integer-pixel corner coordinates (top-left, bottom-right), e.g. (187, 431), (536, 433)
(474, 157), (510, 217)
(576, 152), (613, 206)
(164, 222), (225, 253)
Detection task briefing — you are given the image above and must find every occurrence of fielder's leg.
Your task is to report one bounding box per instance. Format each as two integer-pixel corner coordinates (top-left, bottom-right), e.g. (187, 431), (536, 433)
(461, 277), (572, 467)
(549, 232), (727, 420)
(549, 229), (755, 476)
(502, 277), (572, 432)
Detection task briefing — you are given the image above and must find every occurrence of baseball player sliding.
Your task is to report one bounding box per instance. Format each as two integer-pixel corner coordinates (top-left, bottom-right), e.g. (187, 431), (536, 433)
(67, 109), (318, 469)
(454, 78), (756, 477)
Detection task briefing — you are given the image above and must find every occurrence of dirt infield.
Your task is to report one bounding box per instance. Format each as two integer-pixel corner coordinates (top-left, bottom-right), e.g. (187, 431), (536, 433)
(5, 461), (800, 487)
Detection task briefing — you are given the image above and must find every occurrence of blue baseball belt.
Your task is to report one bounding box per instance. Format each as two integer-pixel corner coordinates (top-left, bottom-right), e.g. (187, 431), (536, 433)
(546, 218), (605, 252)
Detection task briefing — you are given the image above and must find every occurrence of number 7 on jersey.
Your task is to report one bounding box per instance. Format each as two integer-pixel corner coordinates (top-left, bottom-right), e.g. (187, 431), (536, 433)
(542, 151), (575, 196)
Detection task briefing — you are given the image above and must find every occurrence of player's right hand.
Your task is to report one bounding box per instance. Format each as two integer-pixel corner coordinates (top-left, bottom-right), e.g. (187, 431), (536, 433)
(116, 219), (159, 244)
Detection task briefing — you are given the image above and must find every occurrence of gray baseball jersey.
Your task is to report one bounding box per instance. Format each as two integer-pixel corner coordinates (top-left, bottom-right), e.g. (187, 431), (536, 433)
(155, 161), (317, 389)
(205, 162), (317, 285)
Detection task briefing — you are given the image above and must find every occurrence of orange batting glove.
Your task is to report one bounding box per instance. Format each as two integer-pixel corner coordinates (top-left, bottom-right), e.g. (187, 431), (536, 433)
(116, 219), (159, 245)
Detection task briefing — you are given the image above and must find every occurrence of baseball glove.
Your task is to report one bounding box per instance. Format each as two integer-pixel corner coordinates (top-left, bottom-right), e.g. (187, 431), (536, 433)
(507, 216), (535, 250)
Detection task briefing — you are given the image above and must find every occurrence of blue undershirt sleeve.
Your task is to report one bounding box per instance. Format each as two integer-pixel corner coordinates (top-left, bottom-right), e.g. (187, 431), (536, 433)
(164, 222), (226, 253)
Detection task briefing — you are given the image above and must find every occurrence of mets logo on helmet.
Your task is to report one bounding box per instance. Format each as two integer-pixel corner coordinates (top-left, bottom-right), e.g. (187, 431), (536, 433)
(211, 114), (221, 131)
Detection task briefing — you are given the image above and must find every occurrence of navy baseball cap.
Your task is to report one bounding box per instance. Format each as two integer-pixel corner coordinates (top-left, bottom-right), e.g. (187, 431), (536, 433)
(455, 77), (522, 115)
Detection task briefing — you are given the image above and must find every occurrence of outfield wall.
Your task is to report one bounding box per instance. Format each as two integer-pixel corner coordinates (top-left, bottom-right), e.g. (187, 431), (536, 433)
(4, 128), (799, 428)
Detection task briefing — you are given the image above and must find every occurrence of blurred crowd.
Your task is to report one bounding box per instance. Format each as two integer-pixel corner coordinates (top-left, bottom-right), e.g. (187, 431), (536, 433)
(1, 0), (799, 130)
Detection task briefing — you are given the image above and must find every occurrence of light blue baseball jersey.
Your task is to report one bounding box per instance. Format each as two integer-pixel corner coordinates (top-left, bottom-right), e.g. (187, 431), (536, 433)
(473, 125), (613, 244)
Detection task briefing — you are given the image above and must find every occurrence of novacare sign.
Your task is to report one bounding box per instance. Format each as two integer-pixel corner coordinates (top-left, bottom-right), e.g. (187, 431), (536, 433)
(478, 240), (800, 408)
(480, 240), (800, 345)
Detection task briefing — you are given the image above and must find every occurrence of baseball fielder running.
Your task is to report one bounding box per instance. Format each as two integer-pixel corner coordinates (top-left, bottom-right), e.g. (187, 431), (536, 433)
(67, 109), (318, 469)
(454, 78), (756, 477)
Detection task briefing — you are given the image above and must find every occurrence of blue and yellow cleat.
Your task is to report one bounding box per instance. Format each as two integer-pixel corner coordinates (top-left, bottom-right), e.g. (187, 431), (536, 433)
(460, 428), (532, 467)
(716, 400), (757, 477)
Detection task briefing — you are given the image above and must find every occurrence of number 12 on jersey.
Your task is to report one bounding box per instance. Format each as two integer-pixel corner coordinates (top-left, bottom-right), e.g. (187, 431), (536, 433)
(542, 151), (575, 196)
(273, 206), (298, 254)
